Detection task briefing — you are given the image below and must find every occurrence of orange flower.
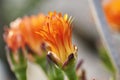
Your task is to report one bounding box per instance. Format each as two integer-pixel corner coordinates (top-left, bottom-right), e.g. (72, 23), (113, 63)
(103, 0), (120, 31)
(37, 12), (77, 65)
(19, 14), (46, 55)
(4, 18), (26, 52)
(4, 12), (77, 65)
(4, 14), (46, 54)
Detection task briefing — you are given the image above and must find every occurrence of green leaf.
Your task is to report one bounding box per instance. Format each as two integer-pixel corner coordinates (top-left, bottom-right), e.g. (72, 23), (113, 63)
(98, 46), (117, 79)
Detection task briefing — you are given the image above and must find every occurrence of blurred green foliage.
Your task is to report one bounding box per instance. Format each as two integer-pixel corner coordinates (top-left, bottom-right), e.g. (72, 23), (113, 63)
(98, 46), (116, 80)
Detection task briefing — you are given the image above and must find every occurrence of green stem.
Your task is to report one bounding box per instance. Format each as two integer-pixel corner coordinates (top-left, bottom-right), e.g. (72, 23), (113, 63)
(8, 49), (27, 80)
(35, 56), (47, 73)
(110, 74), (116, 80)
(14, 65), (27, 80)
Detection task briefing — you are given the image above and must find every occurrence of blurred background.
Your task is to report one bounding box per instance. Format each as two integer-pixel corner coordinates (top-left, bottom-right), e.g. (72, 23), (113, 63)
(0, 0), (112, 80)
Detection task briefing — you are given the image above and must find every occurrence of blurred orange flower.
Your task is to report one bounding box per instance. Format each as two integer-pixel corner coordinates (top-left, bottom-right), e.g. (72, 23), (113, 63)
(103, 0), (120, 31)
(19, 14), (46, 55)
(4, 18), (26, 52)
(4, 14), (46, 55)
(37, 12), (76, 64)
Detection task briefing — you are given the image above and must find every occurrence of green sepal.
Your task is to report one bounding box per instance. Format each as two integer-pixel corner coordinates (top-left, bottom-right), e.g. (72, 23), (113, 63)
(48, 65), (64, 80)
(63, 54), (78, 80)
(64, 65), (77, 80)
(47, 54), (64, 80)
